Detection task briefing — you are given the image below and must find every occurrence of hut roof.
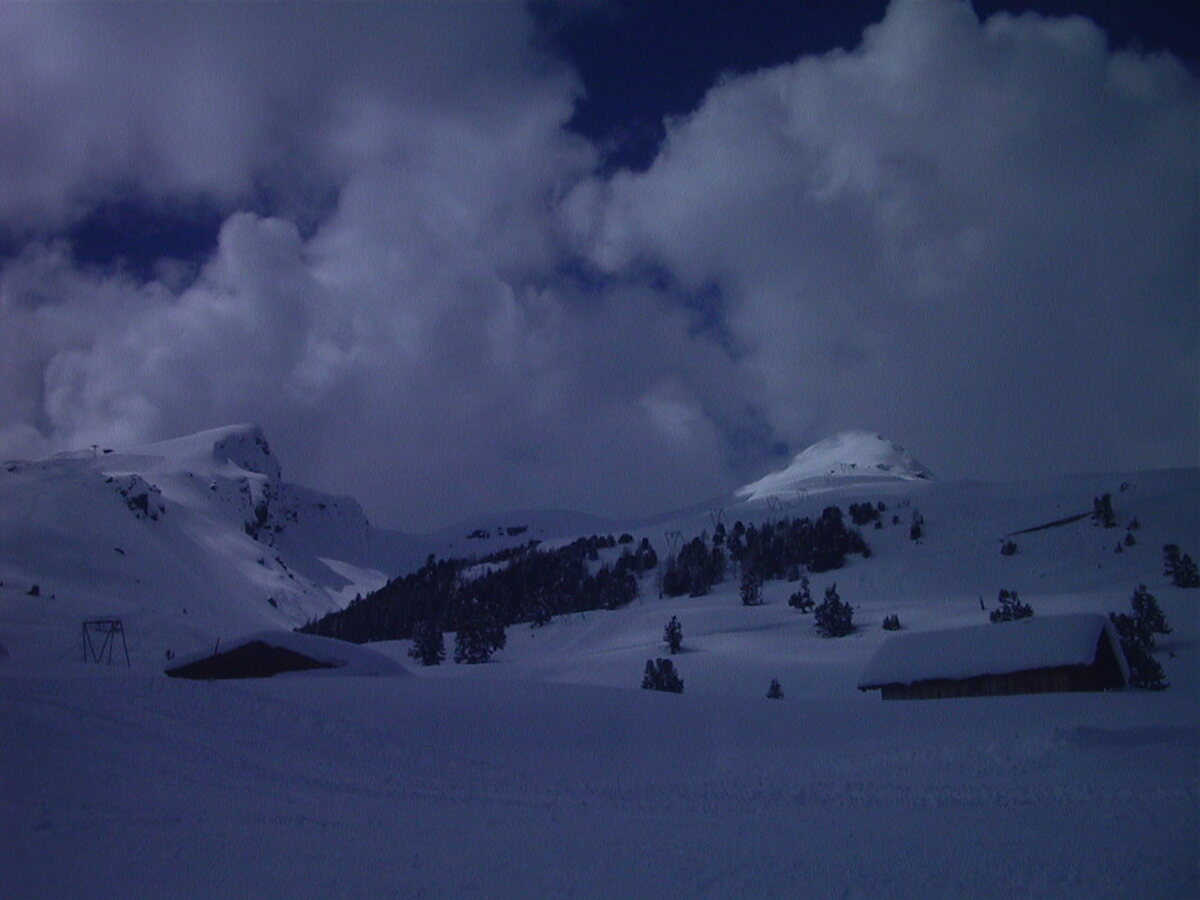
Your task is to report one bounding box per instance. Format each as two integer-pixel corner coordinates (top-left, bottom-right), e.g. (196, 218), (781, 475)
(858, 614), (1127, 689)
(165, 630), (409, 679)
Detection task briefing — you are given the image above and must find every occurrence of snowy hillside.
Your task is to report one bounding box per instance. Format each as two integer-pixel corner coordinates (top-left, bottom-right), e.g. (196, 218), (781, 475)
(0, 425), (421, 664)
(2, 431), (1198, 897)
(736, 431), (933, 503)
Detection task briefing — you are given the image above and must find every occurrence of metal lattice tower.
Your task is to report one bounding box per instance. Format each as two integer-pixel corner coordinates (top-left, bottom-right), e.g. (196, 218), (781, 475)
(82, 618), (130, 667)
(664, 530), (682, 555)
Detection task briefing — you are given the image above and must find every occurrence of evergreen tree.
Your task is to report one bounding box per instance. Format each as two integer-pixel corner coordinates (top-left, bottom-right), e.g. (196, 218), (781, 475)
(767, 678), (783, 699)
(1122, 643), (1168, 690)
(454, 615), (506, 664)
(788, 575), (814, 612)
(408, 620), (446, 666)
(1110, 586), (1170, 690)
(740, 559), (764, 606)
(813, 583), (854, 637)
(909, 510), (924, 542)
(661, 553), (683, 597)
(1131, 584), (1171, 641)
(637, 537), (658, 572)
(989, 588), (1033, 622)
(641, 658), (684, 693)
(1109, 611), (1151, 651)
(1163, 544), (1200, 588)
(1092, 493), (1116, 527)
(664, 615), (683, 655)
(881, 614), (901, 631)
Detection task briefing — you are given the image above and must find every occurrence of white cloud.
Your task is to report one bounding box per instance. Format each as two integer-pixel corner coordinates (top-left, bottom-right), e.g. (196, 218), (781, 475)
(1, 0), (1195, 529)
(568, 0), (1199, 478)
(0, 2), (753, 527)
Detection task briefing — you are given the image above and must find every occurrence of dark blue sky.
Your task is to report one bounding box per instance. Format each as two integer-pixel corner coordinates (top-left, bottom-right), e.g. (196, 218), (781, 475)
(53, 0), (1199, 278)
(546, 1), (1196, 164)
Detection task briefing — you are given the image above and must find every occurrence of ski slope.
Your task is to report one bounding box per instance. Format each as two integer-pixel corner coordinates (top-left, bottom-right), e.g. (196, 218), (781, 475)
(0, 425), (427, 664)
(1, 429), (1197, 897)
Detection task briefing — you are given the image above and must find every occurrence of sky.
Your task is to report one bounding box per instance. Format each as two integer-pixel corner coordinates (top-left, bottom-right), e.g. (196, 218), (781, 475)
(0, 0), (1196, 530)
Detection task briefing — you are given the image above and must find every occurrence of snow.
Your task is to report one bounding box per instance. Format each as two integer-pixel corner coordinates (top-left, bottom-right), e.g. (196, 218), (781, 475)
(124, 423), (281, 483)
(2, 426), (1198, 898)
(166, 629), (410, 677)
(0, 425), (424, 665)
(858, 613), (1127, 688)
(736, 430), (934, 502)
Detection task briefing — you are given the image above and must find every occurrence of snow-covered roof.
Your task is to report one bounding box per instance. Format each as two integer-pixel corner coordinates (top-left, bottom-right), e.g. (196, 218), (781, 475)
(858, 614), (1127, 689)
(167, 630), (408, 678)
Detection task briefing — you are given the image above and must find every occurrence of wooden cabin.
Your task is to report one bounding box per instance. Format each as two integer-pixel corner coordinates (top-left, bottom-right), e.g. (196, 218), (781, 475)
(858, 614), (1128, 700)
(164, 630), (407, 680)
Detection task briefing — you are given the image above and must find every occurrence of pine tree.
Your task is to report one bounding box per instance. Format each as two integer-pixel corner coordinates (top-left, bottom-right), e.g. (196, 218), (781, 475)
(1131, 584), (1171, 641)
(1123, 644), (1168, 690)
(664, 616), (682, 654)
(408, 620), (446, 666)
(788, 574), (814, 612)
(454, 616), (506, 664)
(989, 589), (1033, 622)
(766, 678), (783, 699)
(1109, 586), (1170, 689)
(1163, 544), (1199, 588)
(740, 559), (764, 606)
(813, 583), (854, 637)
(641, 658), (683, 693)
(1109, 612), (1151, 651)
(909, 510), (925, 543)
(1092, 493), (1116, 527)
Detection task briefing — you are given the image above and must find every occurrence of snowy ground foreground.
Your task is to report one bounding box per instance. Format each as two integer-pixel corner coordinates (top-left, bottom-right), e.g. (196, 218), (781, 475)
(2, 650), (1196, 898)
(2, 440), (1198, 897)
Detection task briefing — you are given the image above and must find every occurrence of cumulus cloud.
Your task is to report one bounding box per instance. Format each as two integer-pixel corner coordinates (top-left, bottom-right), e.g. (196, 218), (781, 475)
(0, 2), (761, 526)
(1, 0), (1196, 529)
(568, 0), (1199, 478)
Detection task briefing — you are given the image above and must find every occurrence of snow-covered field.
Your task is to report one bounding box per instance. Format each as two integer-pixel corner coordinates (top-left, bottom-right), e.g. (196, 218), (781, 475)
(2, 431), (1197, 898)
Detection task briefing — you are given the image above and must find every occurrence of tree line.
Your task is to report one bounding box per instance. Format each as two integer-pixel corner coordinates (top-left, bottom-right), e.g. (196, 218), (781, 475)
(299, 535), (655, 646)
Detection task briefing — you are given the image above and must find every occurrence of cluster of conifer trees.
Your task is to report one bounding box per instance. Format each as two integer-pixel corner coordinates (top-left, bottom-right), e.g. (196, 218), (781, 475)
(659, 506), (870, 600)
(1109, 585), (1172, 689)
(301, 506), (871, 656)
(301, 535), (656, 647)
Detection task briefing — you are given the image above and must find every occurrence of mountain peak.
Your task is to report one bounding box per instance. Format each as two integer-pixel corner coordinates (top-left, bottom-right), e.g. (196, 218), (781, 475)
(736, 431), (933, 502)
(130, 424), (281, 483)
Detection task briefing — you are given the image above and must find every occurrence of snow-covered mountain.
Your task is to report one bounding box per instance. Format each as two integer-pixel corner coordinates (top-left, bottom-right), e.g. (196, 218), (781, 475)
(0, 424), (423, 662)
(2, 423), (1198, 897)
(736, 431), (933, 503)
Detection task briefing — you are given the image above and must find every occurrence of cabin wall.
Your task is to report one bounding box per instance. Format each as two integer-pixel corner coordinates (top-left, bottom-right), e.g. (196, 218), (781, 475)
(878, 663), (1115, 700)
